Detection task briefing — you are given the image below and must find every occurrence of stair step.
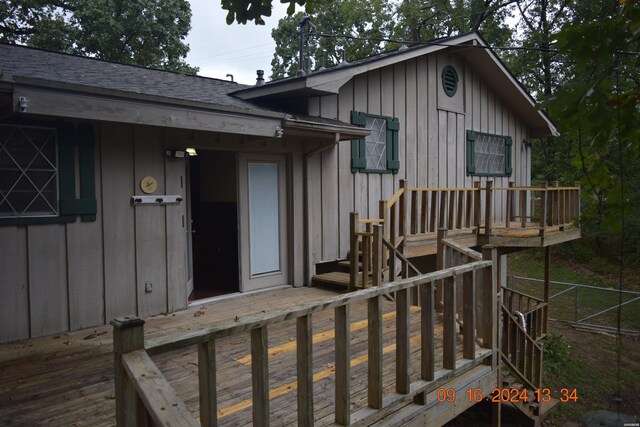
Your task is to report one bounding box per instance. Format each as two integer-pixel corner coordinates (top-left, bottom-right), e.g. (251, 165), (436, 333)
(311, 271), (371, 289)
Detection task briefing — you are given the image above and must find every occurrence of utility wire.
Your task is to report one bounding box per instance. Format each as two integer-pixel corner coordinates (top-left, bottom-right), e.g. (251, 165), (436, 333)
(311, 31), (640, 56)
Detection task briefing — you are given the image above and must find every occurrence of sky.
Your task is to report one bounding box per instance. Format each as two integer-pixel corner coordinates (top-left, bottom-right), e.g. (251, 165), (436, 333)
(184, 0), (297, 85)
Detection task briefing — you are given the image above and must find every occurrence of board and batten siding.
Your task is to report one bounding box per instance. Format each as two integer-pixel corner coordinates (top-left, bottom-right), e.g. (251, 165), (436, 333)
(0, 122), (190, 342)
(307, 52), (530, 266)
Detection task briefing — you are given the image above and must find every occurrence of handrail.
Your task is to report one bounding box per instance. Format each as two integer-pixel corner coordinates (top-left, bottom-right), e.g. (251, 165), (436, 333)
(441, 238), (482, 261)
(382, 238), (421, 276)
(501, 304), (543, 390)
(122, 350), (200, 427)
(493, 186), (579, 191)
(408, 186), (480, 192)
(387, 187), (404, 208)
(147, 260), (491, 354)
(501, 286), (544, 304)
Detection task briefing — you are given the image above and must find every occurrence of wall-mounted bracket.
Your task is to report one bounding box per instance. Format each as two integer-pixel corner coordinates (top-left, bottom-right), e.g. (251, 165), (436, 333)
(131, 195), (183, 205)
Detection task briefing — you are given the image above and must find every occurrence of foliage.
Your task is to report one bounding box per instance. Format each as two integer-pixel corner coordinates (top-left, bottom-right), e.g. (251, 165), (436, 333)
(270, 0), (516, 79)
(548, 1), (640, 259)
(270, 0), (394, 79)
(222, 0), (311, 25)
(0, 0), (198, 73)
(392, 0), (515, 45)
(543, 333), (568, 374)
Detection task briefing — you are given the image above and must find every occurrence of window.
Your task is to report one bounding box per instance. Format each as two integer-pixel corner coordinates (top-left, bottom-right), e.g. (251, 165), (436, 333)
(1, 125), (59, 217)
(0, 122), (96, 225)
(350, 111), (400, 174)
(466, 130), (512, 177)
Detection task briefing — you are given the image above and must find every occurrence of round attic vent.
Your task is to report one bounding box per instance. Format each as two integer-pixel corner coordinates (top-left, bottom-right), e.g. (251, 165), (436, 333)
(441, 65), (459, 97)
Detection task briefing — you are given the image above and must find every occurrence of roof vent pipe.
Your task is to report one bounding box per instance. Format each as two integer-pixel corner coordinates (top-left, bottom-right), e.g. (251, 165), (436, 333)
(296, 15), (310, 77)
(255, 70), (265, 86)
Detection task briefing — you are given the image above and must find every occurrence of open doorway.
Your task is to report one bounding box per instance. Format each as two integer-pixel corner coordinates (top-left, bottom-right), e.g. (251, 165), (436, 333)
(188, 150), (239, 300)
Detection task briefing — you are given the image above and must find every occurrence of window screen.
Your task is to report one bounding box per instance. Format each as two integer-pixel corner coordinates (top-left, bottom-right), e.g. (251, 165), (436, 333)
(466, 130), (512, 176)
(0, 125), (58, 217)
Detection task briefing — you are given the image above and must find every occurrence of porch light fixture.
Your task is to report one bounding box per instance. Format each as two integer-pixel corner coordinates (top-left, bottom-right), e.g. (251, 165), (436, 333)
(165, 148), (198, 158)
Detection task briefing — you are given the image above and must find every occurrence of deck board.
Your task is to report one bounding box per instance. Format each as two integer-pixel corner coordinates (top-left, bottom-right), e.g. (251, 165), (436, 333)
(0, 285), (486, 426)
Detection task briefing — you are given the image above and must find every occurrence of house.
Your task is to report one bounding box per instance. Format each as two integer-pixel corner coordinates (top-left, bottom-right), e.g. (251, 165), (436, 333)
(0, 32), (580, 426)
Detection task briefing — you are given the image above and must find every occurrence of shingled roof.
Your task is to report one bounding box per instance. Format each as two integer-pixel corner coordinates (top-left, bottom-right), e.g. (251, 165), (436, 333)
(0, 43), (278, 117)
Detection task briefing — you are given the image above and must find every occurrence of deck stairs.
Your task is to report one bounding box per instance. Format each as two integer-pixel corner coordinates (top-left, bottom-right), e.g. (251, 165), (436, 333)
(500, 286), (556, 426)
(310, 179), (578, 424)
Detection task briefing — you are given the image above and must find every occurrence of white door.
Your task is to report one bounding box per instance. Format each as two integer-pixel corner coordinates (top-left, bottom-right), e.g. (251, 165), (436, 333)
(238, 153), (288, 291)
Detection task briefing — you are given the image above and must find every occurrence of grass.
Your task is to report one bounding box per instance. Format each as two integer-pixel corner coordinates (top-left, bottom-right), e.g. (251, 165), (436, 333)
(506, 244), (640, 424)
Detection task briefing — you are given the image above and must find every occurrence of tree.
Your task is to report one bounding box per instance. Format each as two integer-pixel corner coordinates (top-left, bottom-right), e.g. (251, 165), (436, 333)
(270, 0), (394, 79)
(549, 1), (640, 257)
(393, 0), (515, 45)
(0, 0), (198, 73)
(270, 0), (517, 79)
(222, 0), (310, 25)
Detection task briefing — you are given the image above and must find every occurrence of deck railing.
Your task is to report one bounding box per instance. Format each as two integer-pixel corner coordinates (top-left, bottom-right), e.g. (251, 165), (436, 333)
(349, 180), (580, 290)
(112, 249), (498, 427)
(502, 286), (547, 342)
(500, 304), (543, 391)
(500, 181), (580, 234)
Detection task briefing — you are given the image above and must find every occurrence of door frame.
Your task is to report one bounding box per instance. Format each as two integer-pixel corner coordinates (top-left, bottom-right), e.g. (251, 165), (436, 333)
(237, 153), (288, 292)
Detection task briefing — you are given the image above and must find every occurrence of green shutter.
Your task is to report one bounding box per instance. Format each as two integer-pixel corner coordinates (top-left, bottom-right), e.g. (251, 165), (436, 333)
(58, 123), (97, 222)
(351, 110), (367, 126)
(466, 130), (476, 175)
(57, 124), (77, 223)
(351, 139), (366, 172)
(386, 118), (400, 173)
(351, 111), (367, 172)
(505, 136), (513, 176)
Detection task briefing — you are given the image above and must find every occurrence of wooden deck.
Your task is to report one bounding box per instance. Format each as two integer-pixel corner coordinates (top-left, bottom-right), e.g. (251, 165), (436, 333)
(0, 285), (495, 426)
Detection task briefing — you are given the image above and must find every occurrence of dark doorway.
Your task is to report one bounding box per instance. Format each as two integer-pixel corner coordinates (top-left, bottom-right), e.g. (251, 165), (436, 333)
(188, 150), (239, 300)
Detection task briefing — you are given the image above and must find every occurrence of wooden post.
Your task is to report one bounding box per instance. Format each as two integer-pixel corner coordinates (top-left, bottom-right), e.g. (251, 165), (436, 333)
(349, 212), (359, 292)
(297, 315), (314, 427)
(379, 200), (388, 282)
(484, 181), (493, 236)
(335, 305), (351, 425)
(251, 327), (269, 427)
(411, 188), (418, 234)
(112, 316), (146, 427)
(539, 181), (548, 236)
(506, 182), (513, 228)
(415, 280), (435, 405)
(575, 181), (581, 227)
(482, 245), (498, 369)
(442, 274), (456, 370)
(543, 247), (550, 334)
(465, 189), (472, 229)
(473, 181), (481, 233)
(399, 181), (408, 281)
(198, 340), (217, 427)
(519, 187), (527, 228)
(439, 191), (447, 229)
(462, 270), (476, 360)
(396, 288), (410, 394)
(456, 189), (464, 229)
(420, 190), (428, 233)
(399, 179), (407, 242)
(372, 225), (382, 287)
(435, 228), (448, 312)
(362, 223), (371, 288)
(429, 191), (438, 232)
(368, 296), (383, 409)
(551, 181), (559, 226)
